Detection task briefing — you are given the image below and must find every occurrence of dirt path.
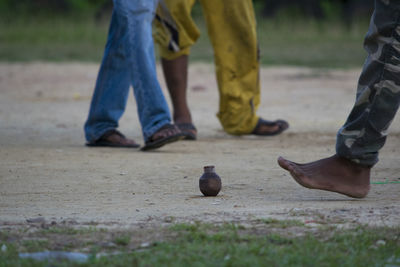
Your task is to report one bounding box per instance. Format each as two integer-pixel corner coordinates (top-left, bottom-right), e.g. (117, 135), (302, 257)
(0, 63), (399, 228)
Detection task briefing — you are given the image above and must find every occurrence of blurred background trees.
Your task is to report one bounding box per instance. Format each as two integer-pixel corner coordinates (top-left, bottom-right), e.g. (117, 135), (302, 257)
(257, 0), (373, 23)
(0, 0), (375, 66)
(0, 0), (105, 17)
(0, 0), (374, 22)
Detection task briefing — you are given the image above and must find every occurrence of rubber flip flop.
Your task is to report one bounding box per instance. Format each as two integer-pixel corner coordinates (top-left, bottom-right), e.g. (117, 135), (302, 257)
(86, 129), (140, 148)
(141, 124), (185, 151)
(176, 123), (197, 140)
(251, 118), (289, 136)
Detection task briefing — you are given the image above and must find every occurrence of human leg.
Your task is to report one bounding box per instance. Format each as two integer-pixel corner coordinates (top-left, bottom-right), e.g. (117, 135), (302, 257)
(85, 0), (182, 149)
(278, 0), (400, 198)
(84, 11), (134, 144)
(156, 0), (288, 136)
(200, 0), (288, 135)
(335, 0), (400, 166)
(155, 0), (198, 139)
(115, 0), (172, 141)
(121, 0), (185, 148)
(161, 55), (198, 140)
(161, 55), (190, 122)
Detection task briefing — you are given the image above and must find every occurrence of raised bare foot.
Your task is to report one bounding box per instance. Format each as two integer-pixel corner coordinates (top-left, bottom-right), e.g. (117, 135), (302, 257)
(277, 154), (371, 198)
(251, 118), (289, 136)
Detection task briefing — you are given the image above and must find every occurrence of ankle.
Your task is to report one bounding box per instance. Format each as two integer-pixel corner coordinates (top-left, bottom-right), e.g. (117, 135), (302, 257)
(173, 115), (192, 124)
(335, 155), (371, 172)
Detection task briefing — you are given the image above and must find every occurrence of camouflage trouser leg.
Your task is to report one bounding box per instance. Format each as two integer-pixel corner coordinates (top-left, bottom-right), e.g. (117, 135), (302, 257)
(336, 0), (400, 167)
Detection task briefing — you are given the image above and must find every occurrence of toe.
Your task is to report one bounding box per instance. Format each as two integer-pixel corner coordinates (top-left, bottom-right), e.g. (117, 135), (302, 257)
(277, 156), (291, 171)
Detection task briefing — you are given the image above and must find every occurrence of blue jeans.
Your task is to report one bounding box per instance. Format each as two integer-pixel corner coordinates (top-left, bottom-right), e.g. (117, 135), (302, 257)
(84, 0), (171, 143)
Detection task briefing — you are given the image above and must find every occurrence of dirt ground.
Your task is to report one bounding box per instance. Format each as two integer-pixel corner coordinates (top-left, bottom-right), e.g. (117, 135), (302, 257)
(0, 62), (399, 229)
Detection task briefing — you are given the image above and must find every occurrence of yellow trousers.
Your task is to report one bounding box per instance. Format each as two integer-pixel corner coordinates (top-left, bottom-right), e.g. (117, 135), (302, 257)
(155, 0), (260, 134)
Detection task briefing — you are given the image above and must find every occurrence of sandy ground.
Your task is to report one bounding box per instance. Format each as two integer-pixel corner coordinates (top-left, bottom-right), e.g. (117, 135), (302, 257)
(0, 62), (399, 229)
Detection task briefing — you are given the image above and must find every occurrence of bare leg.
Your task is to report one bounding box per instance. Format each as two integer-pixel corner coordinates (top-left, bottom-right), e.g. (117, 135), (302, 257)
(161, 55), (197, 139)
(161, 55), (192, 124)
(277, 155), (370, 198)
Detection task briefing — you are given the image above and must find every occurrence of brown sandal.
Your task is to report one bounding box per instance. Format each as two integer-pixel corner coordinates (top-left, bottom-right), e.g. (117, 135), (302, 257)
(251, 118), (289, 136)
(176, 123), (197, 140)
(86, 129), (140, 148)
(141, 124), (185, 151)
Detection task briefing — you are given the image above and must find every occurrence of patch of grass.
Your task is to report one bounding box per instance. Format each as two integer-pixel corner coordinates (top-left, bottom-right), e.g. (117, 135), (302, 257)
(256, 18), (368, 68)
(20, 240), (49, 253)
(113, 235), (130, 247)
(259, 218), (305, 228)
(38, 226), (104, 235)
(1, 222), (399, 266)
(0, 18), (108, 62)
(0, 14), (370, 68)
(189, 15), (369, 68)
(98, 224), (400, 266)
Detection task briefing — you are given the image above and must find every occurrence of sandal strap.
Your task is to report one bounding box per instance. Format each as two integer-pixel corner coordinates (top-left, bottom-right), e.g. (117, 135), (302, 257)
(251, 118), (289, 135)
(159, 123), (176, 131)
(256, 119), (275, 128)
(148, 124), (179, 142)
(100, 129), (125, 140)
(176, 123), (197, 131)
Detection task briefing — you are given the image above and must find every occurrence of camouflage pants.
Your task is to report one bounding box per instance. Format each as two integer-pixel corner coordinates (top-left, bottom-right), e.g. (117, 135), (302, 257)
(336, 0), (400, 166)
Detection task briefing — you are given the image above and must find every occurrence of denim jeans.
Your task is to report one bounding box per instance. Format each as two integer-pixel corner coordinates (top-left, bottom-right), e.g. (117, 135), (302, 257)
(84, 0), (171, 143)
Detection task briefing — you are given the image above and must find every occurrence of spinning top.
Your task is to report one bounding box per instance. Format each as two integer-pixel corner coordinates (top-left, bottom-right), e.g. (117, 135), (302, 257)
(199, 166), (221, 196)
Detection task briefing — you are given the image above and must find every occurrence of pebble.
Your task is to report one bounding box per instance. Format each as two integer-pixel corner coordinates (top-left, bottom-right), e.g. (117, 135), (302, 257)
(376, 240), (386, 246)
(140, 242), (150, 248)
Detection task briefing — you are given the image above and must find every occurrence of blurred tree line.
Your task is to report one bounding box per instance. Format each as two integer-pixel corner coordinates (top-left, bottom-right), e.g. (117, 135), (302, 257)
(0, 0), (109, 19)
(254, 0), (373, 24)
(0, 0), (373, 22)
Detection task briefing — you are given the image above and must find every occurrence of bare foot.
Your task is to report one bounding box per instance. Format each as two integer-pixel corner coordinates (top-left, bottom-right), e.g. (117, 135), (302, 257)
(277, 155), (371, 198)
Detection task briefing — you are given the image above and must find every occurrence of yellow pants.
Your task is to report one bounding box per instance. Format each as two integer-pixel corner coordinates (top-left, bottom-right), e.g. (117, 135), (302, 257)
(155, 0), (260, 135)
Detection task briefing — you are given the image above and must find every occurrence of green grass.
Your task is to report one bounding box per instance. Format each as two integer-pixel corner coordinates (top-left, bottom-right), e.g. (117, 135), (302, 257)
(169, 15), (370, 68)
(0, 13), (370, 68)
(1, 221), (399, 266)
(113, 235), (131, 247)
(255, 18), (368, 68)
(0, 18), (108, 62)
(258, 218), (305, 228)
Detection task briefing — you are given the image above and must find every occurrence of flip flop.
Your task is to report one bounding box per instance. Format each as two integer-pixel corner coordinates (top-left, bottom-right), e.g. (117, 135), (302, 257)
(251, 118), (289, 136)
(141, 124), (185, 151)
(176, 123), (197, 140)
(86, 129), (140, 148)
